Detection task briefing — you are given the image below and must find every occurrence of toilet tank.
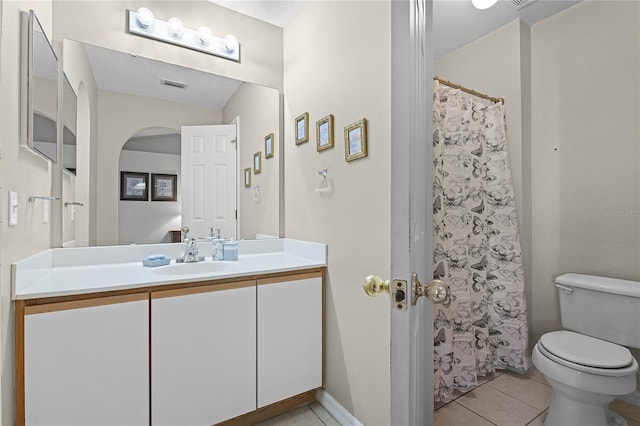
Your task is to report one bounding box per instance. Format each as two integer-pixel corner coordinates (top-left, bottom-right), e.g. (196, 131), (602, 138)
(556, 273), (640, 349)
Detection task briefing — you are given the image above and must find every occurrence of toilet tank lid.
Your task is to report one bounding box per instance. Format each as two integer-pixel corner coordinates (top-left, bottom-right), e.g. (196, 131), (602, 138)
(556, 273), (640, 298)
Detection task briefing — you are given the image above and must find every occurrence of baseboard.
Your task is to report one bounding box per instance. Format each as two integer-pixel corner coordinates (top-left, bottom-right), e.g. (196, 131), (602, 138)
(315, 389), (364, 426)
(619, 390), (640, 407)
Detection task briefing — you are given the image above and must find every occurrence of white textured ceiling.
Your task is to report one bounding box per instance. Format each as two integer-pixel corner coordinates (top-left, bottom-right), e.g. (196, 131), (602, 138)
(84, 44), (241, 108)
(207, 0), (304, 27)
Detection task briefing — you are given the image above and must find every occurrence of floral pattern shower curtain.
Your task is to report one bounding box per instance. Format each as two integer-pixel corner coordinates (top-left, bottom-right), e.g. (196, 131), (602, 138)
(432, 80), (529, 402)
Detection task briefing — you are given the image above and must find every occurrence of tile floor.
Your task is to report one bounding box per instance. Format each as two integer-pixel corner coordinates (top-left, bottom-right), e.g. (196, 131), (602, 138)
(435, 369), (640, 426)
(256, 402), (340, 426)
(259, 370), (640, 425)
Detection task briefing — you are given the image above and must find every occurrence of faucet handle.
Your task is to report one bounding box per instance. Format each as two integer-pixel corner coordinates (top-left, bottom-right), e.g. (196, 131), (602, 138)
(209, 227), (221, 239)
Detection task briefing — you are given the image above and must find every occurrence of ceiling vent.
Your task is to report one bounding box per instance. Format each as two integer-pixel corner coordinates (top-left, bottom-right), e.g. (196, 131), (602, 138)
(512, 0), (535, 8)
(161, 78), (188, 89)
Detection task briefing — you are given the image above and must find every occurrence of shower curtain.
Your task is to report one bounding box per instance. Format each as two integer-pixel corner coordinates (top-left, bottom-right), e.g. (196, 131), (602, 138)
(432, 80), (529, 402)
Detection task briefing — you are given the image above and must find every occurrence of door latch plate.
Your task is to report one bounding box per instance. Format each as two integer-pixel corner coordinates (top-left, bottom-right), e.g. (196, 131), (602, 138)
(392, 279), (407, 311)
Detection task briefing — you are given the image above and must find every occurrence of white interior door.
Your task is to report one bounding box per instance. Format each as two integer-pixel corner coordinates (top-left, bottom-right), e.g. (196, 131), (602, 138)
(181, 125), (237, 239)
(389, 0), (435, 425)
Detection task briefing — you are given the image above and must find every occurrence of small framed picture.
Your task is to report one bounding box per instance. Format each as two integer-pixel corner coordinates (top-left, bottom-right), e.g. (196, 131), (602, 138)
(253, 152), (262, 174)
(295, 112), (309, 145)
(244, 168), (251, 188)
(151, 173), (177, 201)
(120, 171), (148, 201)
(344, 118), (368, 162)
(265, 133), (275, 159)
(316, 114), (334, 152)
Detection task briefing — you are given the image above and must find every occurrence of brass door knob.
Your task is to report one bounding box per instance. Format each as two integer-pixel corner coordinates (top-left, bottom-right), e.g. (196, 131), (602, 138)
(363, 275), (390, 297)
(412, 273), (449, 305)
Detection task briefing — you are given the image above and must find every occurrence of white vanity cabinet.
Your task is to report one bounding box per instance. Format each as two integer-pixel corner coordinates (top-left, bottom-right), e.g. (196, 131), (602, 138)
(257, 272), (324, 408)
(20, 294), (149, 426)
(150, 280), (257, 425)
(15, 268), (325, 426)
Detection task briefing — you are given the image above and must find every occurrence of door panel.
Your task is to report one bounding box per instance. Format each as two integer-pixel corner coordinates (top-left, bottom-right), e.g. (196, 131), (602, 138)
(181, 125), (237, 239)
(390, 0), (434, 424)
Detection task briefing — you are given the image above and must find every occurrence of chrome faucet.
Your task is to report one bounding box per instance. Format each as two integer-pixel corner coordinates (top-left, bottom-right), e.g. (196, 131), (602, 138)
(178, 237), (205, 263)
(176, 226), (205, 263)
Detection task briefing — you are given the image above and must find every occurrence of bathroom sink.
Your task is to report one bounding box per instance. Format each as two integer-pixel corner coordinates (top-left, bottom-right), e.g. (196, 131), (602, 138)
(151, 261), (235, 276)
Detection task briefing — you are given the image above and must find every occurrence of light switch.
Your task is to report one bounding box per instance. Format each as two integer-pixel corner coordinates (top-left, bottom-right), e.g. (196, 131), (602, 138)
(43, 199), (49, 224)
(8, 191), (17, 226)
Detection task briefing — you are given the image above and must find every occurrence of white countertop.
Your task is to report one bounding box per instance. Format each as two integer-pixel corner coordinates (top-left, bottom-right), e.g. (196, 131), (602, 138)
(13, 239), (326, 300)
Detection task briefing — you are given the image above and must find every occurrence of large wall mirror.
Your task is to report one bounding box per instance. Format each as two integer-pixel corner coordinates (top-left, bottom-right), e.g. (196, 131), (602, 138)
(62, 40), (281, 247)
(21, 10), (58, 163)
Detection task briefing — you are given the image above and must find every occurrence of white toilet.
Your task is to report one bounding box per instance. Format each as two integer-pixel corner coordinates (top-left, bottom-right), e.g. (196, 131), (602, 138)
(532, 273), (640, 426)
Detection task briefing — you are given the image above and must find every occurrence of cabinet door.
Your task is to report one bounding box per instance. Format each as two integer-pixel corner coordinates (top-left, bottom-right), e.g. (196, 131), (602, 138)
(23, 294), (149, 426)
(151, 281), (256, 425)
(257, 272), (323, 407)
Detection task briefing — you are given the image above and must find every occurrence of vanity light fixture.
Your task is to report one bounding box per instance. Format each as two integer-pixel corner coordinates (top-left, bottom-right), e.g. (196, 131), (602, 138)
(471, 0), (498, 9)
(127, 8), (240, 62)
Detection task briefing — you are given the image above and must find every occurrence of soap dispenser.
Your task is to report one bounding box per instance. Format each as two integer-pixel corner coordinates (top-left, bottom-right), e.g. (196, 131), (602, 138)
(209, 228), (224, 261)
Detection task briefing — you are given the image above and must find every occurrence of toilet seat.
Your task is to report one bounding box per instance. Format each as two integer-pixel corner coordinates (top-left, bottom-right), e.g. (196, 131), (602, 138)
(538, 331), (637, 377)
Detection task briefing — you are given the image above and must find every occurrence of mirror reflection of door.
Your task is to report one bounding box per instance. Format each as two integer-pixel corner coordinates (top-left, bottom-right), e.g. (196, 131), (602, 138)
(118, 127), (181, 245)
(181, 124), (238, 240)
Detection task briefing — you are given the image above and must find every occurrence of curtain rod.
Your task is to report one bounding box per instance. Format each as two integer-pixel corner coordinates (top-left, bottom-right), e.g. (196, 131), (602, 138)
(433, 76), (504, 105)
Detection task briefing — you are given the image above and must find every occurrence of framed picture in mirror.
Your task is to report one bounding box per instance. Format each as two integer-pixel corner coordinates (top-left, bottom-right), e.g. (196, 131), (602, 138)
(344, 118), (368, 162)
(295, 112), (309, 145)
(120, 171), (149, 201)
(265, 133), (275, 159)
(244, 168), (251, 188)
(254, 152), (262, 174)
(151, 173), (177, 202)
(316, 114), (334, 152)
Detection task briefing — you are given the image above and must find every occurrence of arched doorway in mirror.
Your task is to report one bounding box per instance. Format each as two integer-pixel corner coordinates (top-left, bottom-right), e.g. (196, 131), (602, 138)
(117, 126), (181, 245)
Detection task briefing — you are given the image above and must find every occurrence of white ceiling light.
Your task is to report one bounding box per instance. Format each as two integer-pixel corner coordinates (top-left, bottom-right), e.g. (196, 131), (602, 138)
(136, 7), (154, 28)
(472, 0), (498, 9)
(223, 34), (238, 53)
(167, 17), (184, 38)
(197, 26), (212, 45)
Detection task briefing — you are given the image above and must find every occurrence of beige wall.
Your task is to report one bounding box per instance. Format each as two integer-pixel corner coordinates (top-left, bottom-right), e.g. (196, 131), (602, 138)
(530, 0), (640, 376)
(53, 0), (283, 91)
(283, 1), (391, 424)
(96, 90), (221, 245)
(0, 1), (54, 423)
(63, 39), (100, 247)
(223, 83), (280, 239)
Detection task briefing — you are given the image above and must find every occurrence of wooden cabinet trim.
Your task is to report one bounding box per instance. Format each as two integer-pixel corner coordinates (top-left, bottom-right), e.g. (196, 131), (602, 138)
(151, 280), (255, 299)
(257, 271), (323, 286)
(24, 293), (149, 315)
(15, 300), (26, 426)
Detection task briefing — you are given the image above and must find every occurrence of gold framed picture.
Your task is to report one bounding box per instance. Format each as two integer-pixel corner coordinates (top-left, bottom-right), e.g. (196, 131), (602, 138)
(244, 168), (251, 188)
(295, 112), (309, 145)
(316, 114), (334, 152)
(344, 118), (368, 162)
(253, 151), (262, 174)
(265, 133), (275, 159)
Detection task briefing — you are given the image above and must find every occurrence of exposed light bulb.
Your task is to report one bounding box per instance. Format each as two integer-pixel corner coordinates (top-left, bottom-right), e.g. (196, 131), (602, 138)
(167, 17), (184, 38)
(223, 34), (238, 53)
(136, 7), (154, 28)
(197, 26), (212, 45)
(471, 0), (498, 9)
